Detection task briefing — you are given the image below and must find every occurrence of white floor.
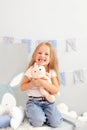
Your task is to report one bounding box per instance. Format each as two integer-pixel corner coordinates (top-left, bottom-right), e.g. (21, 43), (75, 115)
(0, 120), (73, 130)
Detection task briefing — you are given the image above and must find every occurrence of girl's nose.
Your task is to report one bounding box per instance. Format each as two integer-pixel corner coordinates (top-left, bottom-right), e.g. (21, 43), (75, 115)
(41, 53), (45, 57)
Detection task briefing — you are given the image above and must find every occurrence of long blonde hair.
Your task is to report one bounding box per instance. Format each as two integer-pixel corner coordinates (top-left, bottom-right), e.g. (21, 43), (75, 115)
(28, 42), (60, 85)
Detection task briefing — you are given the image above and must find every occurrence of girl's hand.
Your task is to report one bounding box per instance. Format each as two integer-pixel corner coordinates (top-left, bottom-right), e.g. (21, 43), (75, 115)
(32, 78), (48, 87)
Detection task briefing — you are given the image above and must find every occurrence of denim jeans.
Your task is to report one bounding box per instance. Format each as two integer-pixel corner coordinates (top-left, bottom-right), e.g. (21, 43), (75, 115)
(0, 115), (11, 128)
(26, 100), (63, 127)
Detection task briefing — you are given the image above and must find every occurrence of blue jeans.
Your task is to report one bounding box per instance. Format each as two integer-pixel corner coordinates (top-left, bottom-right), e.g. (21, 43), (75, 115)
(0, 115), (11, 128)
(26, 100), (63, 127)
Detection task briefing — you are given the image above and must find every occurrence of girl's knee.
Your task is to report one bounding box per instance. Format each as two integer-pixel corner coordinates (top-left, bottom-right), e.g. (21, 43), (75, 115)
(49, 121), (61, 128)
(48, 117), (63, 128)
(29, 119), (44, 127)
(27, 110), (46, 127)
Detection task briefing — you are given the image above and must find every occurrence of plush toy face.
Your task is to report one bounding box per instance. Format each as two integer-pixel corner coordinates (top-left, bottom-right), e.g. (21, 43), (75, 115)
(31, 63), (46, 79)
(1, 93), (16, 115)
(1, 93), (16, 108)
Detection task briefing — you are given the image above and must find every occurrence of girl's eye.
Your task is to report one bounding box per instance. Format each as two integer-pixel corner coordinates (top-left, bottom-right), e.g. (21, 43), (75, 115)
(38, 52), (42, 54)
(45, 53), (48, 55)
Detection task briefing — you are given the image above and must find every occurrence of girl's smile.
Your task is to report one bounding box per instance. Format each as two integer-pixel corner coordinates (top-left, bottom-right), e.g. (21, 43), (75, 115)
(35, 45), (50, 67)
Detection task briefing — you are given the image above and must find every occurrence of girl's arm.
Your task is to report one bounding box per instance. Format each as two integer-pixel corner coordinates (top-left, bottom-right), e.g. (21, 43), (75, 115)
(32, 76), (59, 94)
(20, 76), (35, 91)
(20, 75), (59, 95)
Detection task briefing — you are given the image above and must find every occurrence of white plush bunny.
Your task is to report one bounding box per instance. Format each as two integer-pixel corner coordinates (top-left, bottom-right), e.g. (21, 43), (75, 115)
(78, 112), (87, 123)
(0, 93), (16, 115)
(0, 72), (25, 129)
(0, 92), (25, 129)
(57, 103), (78, 119)
(10, 106), (25, 129)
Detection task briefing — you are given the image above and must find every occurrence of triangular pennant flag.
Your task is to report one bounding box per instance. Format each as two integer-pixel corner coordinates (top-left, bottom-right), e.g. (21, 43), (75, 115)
(3, 36), (14, 44)
(60, 72), (66, 86)
(48, 40), (58, 50)
(35, 40), (58, 50)
(65, 38), (77, 52)
(21, 39), (32, 53)
(73, 69), (84, 84)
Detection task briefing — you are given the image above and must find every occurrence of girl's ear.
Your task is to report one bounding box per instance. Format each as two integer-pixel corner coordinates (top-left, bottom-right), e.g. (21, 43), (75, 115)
(34, 62), (38, 67)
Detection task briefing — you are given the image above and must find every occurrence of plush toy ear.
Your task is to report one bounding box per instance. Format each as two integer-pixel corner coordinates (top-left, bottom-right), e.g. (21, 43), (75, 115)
(0, 84), (15, 103)
(57, 103), (69, 114)
(9, 72), (24, 88)
(25, 66), (35, 78)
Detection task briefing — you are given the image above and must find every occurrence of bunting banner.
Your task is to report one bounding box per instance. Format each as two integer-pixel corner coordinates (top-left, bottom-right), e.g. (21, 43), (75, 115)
(21, 39), (32, 53)
(35, 40), (58, 50)
(73, 69), (84, 84)
(60, 72), (66, 86)
(65, 38), (77, 52)
(3, 36), (14, 44)
(0, 36), (87, 86)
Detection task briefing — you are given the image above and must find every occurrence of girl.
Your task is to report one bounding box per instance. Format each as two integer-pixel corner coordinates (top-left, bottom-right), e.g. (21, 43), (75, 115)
(20, 42), (63, 127)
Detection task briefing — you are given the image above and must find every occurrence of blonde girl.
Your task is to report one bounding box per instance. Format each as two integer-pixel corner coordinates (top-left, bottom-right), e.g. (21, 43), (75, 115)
(20, 42), (63, 127)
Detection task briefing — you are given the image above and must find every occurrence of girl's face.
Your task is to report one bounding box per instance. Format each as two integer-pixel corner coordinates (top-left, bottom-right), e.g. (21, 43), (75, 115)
(35, 45), (50, 68)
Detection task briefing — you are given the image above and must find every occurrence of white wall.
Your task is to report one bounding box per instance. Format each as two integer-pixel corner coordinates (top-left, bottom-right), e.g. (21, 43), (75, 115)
(0, 0), (87, 114)
(57, 38), (87, 114)
(0, 0), (87, 39)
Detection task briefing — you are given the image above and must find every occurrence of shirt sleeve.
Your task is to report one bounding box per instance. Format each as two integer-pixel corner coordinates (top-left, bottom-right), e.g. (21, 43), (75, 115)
(24, 68), (32, 79)
(50, 70), (57, 78)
